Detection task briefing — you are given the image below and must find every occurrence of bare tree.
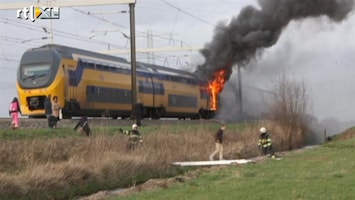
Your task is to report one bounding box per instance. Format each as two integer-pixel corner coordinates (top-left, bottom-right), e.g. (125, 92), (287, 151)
(269, 75), (310, 150)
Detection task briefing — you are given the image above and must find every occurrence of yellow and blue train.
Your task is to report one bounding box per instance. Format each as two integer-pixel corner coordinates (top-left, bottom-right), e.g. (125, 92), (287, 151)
(16, 44), (215, 119)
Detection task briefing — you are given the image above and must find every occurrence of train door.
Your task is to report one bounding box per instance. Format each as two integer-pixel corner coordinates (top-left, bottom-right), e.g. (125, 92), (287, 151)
(138, 78), (148, 102)
(151, 76), (165, 118)
(137, 76), (154, 117)
(62, 60), (81, 117)
(62, 64), (69, 101)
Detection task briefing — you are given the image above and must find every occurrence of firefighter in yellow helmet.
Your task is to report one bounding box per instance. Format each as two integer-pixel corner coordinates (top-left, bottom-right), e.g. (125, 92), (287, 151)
(258, 127), (275, 157)
(126, 124), (143, 151)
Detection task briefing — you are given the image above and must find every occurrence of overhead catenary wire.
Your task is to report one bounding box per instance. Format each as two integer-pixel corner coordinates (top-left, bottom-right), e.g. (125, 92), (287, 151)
(0, 17), (126, 49)
(0, 4), (200, 68)
(159, 0), (217, 28)
(71, 7), (129, 37)
(71, 7), (192, 47)
(0, 17), (191, 67)
(1, 4), (197, 48)
(0, 16), (127, 48)
(69, 7), (197, 66)
(0, 57), (19, 63)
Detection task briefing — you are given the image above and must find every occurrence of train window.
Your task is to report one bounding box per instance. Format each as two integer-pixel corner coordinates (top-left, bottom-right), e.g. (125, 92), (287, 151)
(157, 74), (165, 80)
(138, 80), (144, 93)
(87, 62), (95, 69)
(168, 94), (197, 108)
(103, 65), (109, 71)
(200, 89), (209, 99)
(155, 83), (164, 95)
(86, 86), (131, 104)
(122, 68), (130, 74)
(21, 64), (50, 79)
(138, 80), (154, 94)
(180, 77), (184, 83)
(171, 96), (176, 105)
(86, 86), (96, 102)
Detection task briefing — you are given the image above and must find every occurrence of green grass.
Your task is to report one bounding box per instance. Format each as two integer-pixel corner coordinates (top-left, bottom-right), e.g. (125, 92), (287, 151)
(0, 128), (77, 140)
(113, 138), (355, 200)
(0, 122), (249, 140)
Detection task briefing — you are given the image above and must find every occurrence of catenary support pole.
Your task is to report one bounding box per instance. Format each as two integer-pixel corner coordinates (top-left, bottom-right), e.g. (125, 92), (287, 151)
(129, 3), (137, 120)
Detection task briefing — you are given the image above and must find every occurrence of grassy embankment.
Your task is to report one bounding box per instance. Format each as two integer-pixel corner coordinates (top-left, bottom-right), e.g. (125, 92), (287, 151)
(0, 120), (305, 199)
(113, 128), (355, 200)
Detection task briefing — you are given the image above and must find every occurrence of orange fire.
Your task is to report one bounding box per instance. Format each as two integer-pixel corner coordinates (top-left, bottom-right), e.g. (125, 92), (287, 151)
(209, 69), (227, 110)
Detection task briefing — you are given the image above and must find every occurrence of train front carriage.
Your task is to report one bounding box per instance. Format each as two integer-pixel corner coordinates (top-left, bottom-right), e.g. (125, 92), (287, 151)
(17, 46), (65, 117)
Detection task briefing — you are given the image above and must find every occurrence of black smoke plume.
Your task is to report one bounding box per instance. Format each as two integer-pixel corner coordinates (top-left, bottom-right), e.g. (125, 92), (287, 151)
(194, 0), (354, 82)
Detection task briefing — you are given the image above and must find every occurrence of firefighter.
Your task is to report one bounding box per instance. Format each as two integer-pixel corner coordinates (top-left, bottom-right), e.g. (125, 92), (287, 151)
(126, 124), (143, 151)
(73, 116), (92, 136)
(258, 127), (275, 157)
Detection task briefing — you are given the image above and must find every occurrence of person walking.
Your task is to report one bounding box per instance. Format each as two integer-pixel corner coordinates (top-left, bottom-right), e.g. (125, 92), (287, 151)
(44, 95), (53, 128)
(51, 96), (61, 128)
(9, 97), (21, 129)
(258, 127), (275, 157)
(209, 124), (226, 161)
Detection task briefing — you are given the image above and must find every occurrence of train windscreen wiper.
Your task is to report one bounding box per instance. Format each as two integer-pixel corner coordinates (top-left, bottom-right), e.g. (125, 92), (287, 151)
(22, 73), (47, 81)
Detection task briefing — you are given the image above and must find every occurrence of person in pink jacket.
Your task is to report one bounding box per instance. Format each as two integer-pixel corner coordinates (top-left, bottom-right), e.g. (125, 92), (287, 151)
(9, 97), (21, 129)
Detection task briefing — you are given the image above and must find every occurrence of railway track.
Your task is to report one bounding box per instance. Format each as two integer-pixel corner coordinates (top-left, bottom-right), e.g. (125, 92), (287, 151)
(0, 117), (216, 129)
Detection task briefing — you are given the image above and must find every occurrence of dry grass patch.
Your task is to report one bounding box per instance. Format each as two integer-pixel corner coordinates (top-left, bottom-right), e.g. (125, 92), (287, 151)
(0, 122), (308, 199)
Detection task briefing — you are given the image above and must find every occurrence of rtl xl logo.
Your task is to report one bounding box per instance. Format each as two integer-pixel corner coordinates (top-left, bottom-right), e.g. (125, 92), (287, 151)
(17, 6), (60, 22)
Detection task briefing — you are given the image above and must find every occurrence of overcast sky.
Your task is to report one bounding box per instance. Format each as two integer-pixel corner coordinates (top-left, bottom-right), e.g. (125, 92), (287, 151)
(1, 0), (355, 123)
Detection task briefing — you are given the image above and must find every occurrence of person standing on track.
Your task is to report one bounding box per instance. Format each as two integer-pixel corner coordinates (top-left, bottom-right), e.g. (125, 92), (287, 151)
(209, 124), (226, 161)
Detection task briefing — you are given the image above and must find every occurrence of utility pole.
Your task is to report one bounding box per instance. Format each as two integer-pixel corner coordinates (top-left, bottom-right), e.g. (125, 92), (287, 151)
(129, 2), (138, 121)
(237, 65), (243, 120)
(49, 0), (54, 44)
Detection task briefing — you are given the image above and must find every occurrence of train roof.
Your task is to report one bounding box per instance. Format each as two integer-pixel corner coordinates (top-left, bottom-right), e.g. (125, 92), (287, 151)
(32, 44), (197, 78)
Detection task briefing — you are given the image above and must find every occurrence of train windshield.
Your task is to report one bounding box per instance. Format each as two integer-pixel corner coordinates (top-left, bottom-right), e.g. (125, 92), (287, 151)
(21, 64), (50, 81)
